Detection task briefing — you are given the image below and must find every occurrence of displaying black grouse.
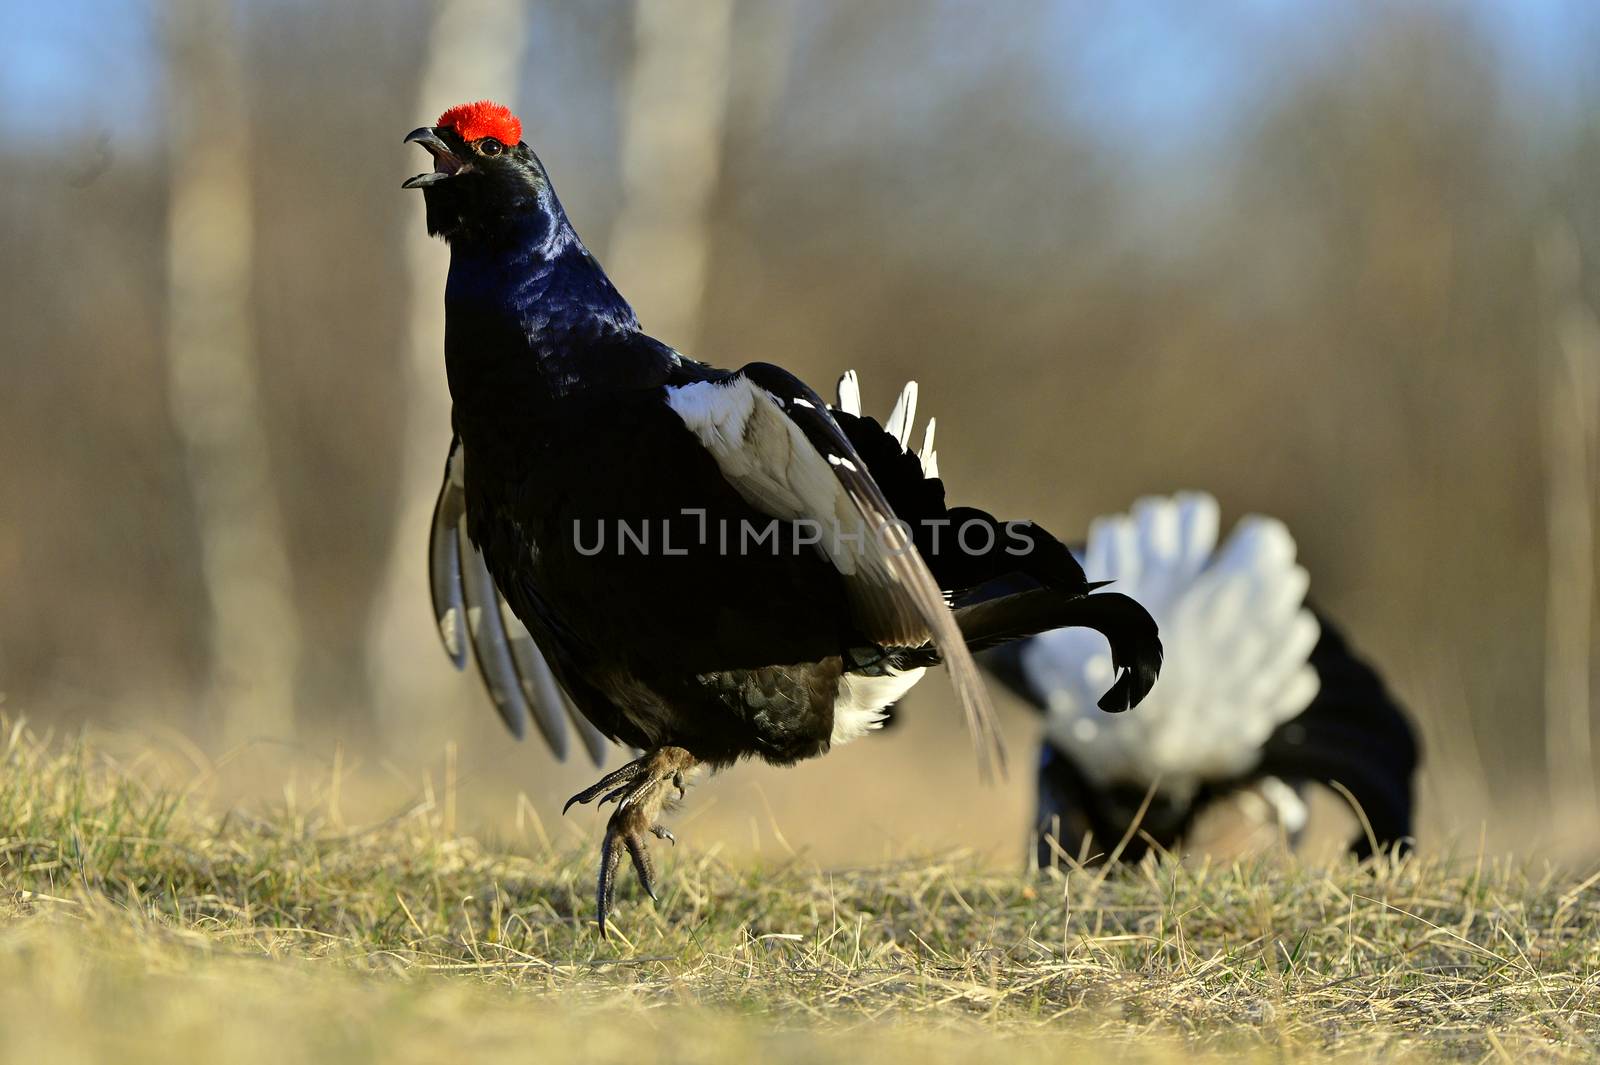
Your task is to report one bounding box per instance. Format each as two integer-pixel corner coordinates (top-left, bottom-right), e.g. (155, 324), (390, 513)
(403, 101), (1163, 933)
(981, 492), (1420, 866)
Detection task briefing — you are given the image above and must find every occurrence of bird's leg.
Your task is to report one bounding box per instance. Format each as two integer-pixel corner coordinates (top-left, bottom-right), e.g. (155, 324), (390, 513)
(563, 746), (697, 936)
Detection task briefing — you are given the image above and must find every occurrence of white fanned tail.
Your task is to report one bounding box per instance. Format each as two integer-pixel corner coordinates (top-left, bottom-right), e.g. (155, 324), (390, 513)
(1023, 492), (1320, 798)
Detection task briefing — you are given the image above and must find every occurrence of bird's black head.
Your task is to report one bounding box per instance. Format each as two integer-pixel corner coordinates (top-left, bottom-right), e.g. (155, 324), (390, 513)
(403, 100), (557, 245)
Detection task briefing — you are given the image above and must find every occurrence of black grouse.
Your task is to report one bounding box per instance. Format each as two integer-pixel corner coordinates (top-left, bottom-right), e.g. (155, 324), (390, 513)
(981, 492), (1420, 866)
(404, 100), (1163, 933)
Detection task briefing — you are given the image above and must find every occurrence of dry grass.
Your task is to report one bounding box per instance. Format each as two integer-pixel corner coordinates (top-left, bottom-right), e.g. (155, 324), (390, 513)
(1, 718), (1597, 1063)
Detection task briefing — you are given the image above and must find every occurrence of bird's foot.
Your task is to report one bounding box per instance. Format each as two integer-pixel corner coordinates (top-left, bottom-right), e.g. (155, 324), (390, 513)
(563, 746), (696, 936)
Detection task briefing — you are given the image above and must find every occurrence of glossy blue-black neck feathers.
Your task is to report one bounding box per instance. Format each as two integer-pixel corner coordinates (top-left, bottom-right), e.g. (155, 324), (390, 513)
(444, 208), (639, 345)
(433, 153), (683, 438)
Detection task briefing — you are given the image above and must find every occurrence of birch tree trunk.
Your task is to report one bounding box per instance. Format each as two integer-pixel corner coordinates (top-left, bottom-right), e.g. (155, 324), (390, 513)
(165, 0), (300, 744)
(1538, 225), (1600, 820)
(366, 0), (529, 748)
(607, 0), (737, 351)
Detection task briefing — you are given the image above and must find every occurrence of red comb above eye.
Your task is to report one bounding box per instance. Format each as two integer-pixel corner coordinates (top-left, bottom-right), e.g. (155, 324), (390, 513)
(437, 100), (522, 146)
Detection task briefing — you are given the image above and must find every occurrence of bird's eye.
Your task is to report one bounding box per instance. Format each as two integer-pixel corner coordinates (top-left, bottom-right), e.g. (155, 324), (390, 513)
(478, 138), (504, 156)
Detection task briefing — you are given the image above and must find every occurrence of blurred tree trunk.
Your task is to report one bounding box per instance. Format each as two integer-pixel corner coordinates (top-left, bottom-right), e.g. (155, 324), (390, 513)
(1538, 225), (1599, 819)
(366, 0), (529, 749)
(165, 0), (300, 745)
(607, 0), (737, 351)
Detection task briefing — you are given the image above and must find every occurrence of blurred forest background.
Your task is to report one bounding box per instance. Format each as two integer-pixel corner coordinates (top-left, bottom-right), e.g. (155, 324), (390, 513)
(3, 0), (1599, 862)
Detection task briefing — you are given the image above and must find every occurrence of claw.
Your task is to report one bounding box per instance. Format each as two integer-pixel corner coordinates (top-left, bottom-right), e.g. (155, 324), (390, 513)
(624, 832), (657, 901)
(565, 760), (644, 814)
(596, 829), (624, 938)
(651, 825), (676, 845)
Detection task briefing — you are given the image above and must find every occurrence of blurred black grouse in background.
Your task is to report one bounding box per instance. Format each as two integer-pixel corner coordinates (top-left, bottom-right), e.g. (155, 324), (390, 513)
(984, 492), (1420, 866)
(404, 101), (1162, 934)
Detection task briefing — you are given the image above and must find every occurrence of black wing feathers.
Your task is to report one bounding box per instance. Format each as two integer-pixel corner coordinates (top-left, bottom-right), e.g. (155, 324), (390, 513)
(734, 363), (1008, 776)
(459, 528), (538, 743)
(428, 440), (470, 669)
(1255, 612), (1419, 855)
(429, 434), (609, 766)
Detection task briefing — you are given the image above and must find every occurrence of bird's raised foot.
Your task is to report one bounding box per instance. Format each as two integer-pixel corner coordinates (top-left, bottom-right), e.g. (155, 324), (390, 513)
(567, 746), (697, 936)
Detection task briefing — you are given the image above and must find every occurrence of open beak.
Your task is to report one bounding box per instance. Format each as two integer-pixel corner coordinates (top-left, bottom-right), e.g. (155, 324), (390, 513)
(403, 127), (465, 189)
